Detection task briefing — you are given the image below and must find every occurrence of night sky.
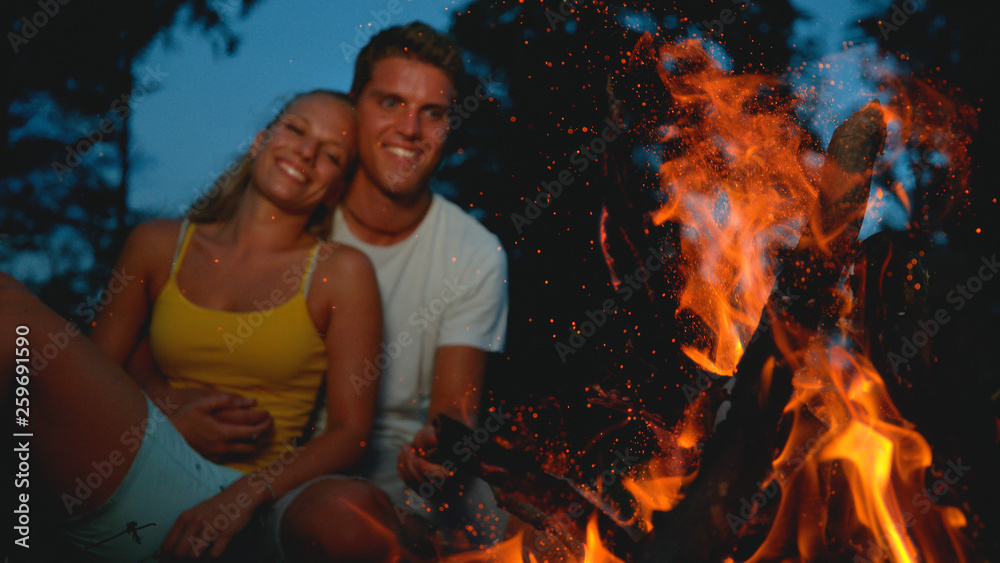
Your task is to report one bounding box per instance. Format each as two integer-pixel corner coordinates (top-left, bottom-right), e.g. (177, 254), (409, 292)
(129, 0), (866, 214)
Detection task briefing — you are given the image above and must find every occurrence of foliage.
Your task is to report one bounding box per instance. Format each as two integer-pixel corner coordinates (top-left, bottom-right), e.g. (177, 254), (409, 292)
(1, 0), (262, 322)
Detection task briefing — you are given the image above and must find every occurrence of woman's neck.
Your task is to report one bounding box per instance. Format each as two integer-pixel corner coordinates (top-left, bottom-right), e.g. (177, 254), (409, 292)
(218, 192), (314, 251)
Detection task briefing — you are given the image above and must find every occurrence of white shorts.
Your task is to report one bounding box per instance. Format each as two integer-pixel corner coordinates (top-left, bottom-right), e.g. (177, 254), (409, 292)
(60, 396), (245, 561)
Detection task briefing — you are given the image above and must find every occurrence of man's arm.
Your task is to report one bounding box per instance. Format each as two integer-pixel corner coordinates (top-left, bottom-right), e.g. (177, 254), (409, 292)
(428, 345), (486, 427)
(397, 236), (508, 486)
(397, 345), (486, 485)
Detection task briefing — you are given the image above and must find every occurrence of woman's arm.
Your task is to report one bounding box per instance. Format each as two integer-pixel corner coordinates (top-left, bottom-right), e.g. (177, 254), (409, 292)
(161, 244), (383, 558)
(90, 220), (271, 461)
(89, 220), (170, 377)
(264, 243), (383, 492)
(88, 221), (213, 405)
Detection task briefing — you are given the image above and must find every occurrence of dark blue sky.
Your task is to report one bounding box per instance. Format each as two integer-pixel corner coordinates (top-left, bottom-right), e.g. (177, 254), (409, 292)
(128, 0), (893, 225)
(129, 0), (457, 214)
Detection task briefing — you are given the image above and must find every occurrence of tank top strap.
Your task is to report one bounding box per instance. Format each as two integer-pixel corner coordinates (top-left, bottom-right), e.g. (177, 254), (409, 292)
(169, 220), (196, 278)
(300, 241), (322, 297)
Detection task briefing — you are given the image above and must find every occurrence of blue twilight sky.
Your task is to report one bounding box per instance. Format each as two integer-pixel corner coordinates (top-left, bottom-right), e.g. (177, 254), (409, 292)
(128, 0), (891, 218)
(128, 0), (458, 215)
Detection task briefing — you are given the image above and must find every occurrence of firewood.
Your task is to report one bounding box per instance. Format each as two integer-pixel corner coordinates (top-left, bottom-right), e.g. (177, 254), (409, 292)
(640, 101), (886, 562)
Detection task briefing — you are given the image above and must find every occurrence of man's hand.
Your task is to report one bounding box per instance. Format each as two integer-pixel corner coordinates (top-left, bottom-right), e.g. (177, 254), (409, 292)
(396, 424), (453, 490)
(167, 392), (272, 462)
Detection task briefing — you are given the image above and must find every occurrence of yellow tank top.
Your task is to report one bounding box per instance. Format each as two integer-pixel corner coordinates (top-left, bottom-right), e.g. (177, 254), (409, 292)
(149, 221), (327, 473)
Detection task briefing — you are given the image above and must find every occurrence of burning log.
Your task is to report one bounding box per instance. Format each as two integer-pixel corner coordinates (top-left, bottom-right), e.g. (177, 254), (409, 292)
(779, 99), (888, 331)
(638, 99), (887, 563)
(430, 407), (665, 557)
(439, 32), (982, 562)
(430, 413), (596, 546)
(436, 37), (898, 561)
(800, 100), (886, 255)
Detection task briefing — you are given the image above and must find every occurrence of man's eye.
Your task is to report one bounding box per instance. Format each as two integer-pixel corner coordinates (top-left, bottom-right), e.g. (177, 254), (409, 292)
(325, 153), (341, 164)
(382, 98), (399, 109)
(284, 122), (305, 135)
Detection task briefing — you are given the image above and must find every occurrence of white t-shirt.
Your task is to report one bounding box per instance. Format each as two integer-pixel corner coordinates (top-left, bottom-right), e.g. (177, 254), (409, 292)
(331, 193), (508, 451)
(330, 194), (508, 540)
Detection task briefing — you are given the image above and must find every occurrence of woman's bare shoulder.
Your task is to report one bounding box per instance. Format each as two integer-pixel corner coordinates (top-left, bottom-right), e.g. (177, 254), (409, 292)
(129, 218), (185, 244)
(311, 241), (377, 290)
(118, 219), (187, 272)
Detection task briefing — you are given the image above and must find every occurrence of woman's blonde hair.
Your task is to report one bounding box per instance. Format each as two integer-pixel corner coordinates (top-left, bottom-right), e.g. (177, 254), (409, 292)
(185, 90), (354, 239)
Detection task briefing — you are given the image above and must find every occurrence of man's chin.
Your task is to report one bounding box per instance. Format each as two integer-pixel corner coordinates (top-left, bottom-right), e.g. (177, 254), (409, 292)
(380, 181), (429, 204)
(381, 171), (431, 196)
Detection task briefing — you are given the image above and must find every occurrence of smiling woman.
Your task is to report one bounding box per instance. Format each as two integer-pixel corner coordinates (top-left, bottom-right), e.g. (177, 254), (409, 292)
(247, 95), (357, 220)
(186, 90), (357, 240)
(0, 89), (388, 561)
(126, 3), (456, 215)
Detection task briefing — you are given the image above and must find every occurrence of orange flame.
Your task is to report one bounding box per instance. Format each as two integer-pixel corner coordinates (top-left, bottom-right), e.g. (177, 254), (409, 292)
(442, 518), (627, 563)
(442, 532), (529, 563)
(582, 515), (623, 563)
(621, 395), (705, 531)
(649, 39), (816, 376)
(744, 339), (970, 562)
(443, 401), (705, 563)
(448, 33), (976, 563)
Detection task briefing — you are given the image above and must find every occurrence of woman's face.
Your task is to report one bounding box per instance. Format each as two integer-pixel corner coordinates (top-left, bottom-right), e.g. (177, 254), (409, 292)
(249, 93), (357, 216)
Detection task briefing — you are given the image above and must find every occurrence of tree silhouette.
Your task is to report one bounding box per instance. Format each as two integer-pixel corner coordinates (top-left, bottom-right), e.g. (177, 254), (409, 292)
(1, 0), (263, 323)
(3, 3), (261, 553)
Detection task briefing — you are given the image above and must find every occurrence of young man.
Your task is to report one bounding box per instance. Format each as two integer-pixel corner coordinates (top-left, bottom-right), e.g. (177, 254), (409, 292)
(277, 22), (509, 561)
(337, 22), (508, 501)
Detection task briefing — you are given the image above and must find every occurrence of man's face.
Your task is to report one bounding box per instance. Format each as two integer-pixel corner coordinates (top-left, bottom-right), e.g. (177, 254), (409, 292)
(353, 56), (454, 203)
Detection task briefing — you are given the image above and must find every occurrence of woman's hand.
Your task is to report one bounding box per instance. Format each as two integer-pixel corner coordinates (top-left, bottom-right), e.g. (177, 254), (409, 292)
(160, 475), (268, 560)
(167, 391), (273, 462)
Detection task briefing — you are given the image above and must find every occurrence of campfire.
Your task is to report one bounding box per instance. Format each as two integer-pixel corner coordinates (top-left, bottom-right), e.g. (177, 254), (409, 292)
(432, 33), (984, 563)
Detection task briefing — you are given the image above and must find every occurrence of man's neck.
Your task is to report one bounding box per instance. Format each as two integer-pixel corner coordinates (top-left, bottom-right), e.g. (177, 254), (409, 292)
(340, 181), (433, 246)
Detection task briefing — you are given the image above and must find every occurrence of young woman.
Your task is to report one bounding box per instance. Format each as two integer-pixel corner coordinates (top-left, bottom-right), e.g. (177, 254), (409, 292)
(2, 90), (388, 561)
